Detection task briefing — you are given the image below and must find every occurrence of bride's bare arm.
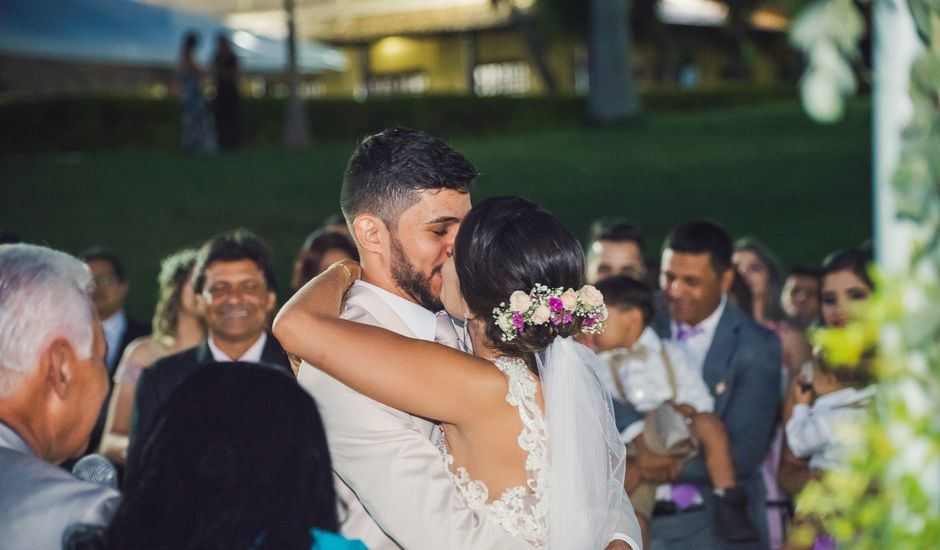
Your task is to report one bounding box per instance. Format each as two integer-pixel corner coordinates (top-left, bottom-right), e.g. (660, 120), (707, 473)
(273, 262), (506, 426)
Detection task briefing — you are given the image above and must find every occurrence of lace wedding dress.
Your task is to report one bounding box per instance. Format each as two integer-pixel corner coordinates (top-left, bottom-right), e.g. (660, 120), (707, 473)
(438, 356), (550, 548)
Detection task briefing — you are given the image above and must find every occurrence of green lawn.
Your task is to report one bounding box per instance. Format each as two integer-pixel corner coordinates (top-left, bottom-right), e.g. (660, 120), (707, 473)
(1, 99), (872, 318)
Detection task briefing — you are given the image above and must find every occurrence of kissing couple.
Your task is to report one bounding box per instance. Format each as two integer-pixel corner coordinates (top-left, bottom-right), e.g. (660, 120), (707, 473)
(275, 128), (642, 550)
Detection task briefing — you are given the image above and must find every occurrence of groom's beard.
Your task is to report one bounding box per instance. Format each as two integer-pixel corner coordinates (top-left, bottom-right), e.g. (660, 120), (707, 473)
(390, 234), (443, 311)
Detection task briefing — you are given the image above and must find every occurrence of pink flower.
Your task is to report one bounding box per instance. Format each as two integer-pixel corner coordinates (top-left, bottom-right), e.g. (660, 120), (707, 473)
(512, 312), (525, 332)
(548, 296), (564, 312)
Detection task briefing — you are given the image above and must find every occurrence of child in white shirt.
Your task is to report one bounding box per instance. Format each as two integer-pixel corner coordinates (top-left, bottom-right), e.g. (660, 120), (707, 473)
(593, 276), (758, 545)
(786, 350), (875, 471)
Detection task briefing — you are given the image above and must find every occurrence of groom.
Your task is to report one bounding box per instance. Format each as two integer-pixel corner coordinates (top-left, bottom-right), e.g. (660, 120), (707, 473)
(295, 128), (641, 549)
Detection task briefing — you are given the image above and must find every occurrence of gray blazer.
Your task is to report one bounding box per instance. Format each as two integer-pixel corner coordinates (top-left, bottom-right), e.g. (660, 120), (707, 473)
(631, 301), (782, 549)
(0, 422), (120, 550)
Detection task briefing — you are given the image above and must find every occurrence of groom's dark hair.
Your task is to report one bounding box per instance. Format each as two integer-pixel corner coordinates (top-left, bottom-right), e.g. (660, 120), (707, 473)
(340, 128), (477, 230)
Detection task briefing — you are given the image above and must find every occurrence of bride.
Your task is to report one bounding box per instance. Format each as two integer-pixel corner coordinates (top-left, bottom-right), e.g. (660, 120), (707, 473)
(274, 196), (633, 549)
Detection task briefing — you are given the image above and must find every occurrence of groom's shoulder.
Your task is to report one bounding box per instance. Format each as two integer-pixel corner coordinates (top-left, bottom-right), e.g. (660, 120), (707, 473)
(341, 284), (383, 326)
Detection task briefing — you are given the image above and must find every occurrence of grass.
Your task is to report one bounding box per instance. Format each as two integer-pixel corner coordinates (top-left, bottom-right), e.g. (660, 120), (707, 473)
(1, 98), (872, 318)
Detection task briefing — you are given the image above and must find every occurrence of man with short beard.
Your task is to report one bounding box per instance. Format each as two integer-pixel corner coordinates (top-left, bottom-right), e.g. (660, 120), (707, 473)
(292, 128), (639, 550)
(128, 229), (292, 464)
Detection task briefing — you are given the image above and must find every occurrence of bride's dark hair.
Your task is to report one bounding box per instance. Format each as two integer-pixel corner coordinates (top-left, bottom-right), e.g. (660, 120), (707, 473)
(454, 196), (585, 367)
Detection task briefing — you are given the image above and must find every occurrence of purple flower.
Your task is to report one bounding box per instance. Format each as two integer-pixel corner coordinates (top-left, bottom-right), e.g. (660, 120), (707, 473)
(550, 314), (562, 325)
(583, 317), (596, 327)
(512, 312), (525, 332)
(548, 296), (564, 312)
(562, 312), (573, 324)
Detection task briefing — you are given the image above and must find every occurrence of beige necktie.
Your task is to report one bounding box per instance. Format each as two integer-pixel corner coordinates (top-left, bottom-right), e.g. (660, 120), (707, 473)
(434, 312), (460, 349)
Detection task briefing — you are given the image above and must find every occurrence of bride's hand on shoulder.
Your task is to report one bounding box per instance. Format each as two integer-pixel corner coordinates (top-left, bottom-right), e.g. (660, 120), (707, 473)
(327, 260), (361, 289)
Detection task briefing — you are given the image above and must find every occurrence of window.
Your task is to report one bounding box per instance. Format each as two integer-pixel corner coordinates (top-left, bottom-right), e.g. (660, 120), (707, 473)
(473, 62), (531, 96)
(367, 71), (429, 96)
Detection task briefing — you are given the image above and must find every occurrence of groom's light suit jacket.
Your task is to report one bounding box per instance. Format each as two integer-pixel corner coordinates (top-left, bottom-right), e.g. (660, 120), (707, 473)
(297, 282), (642, 550)
(297, 282), (535, 550)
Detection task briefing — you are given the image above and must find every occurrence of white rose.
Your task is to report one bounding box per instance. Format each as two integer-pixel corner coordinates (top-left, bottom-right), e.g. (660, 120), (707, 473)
(579, 285), (604, 308)
(531, 304), (551, 325)
(509, 291), (532, 313)
(560, 289), (578, 310)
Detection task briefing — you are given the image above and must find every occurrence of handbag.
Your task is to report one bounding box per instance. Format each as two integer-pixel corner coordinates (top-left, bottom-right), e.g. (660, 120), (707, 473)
(641, 347), (698, 456)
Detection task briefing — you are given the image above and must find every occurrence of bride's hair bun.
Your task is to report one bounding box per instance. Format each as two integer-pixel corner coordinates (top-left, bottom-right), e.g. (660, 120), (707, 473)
(453, 197), (587, 365)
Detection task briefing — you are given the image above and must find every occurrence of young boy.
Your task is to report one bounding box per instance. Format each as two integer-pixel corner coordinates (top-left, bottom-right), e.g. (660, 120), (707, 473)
(782, 349), (875, 550)
(593, 275), (759, 544)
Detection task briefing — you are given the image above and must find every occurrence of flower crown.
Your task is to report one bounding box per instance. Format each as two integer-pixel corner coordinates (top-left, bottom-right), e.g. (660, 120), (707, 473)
(492, 284), (608, 342)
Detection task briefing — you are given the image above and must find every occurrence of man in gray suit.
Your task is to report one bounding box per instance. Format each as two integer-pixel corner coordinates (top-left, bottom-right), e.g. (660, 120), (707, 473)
(623, 220), (781, 549)
(0, 244), (120, 549)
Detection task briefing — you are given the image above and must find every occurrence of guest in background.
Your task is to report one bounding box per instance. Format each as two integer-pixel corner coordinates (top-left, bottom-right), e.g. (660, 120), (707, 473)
(733, 238), (812, 549)
(68, 363), (365, 550)
(781, 350), (875, 550)
(593, 275), (757, 547)
(780, 265), (821, 331)
(98, 248), (205, 466)
(778, 248), (874, 499)
(734, 239), (813, 377)
(728, 271), (753, 319)
(0, 244), (119, 550)
(625, 220), (781, 550)
(178, 31), (217, 154)
(212, 33), (241, 149)
(817, 248), (873, 328)
(586, 218), (648, 284)
(290, 229), (358, 293)
(128, 229), (291, 464)
(81, 247), (150, 456)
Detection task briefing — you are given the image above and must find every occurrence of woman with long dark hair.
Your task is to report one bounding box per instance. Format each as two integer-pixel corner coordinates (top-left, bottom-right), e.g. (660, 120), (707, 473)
(275, 196), (633, 549)
(72, 363), (363, 550)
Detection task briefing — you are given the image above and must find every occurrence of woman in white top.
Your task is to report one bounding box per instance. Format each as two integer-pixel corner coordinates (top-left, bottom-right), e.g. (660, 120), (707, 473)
(275, 197), (632, 549)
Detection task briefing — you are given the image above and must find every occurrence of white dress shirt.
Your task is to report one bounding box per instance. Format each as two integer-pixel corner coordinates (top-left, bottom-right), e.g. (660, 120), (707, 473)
(355, 280), (438, 342)
(208, 332), (267, 362)
(601, 327), (714, 444)
(101, 310), (128, 370)
(786, 385), (875, 470)
(671, 294), (727, 376)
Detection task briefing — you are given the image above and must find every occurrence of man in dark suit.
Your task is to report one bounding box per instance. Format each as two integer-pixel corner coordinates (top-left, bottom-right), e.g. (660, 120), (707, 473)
(81, 247), (150, 456)
(127, 229), (291, 465)
(622, 220), (781, 550)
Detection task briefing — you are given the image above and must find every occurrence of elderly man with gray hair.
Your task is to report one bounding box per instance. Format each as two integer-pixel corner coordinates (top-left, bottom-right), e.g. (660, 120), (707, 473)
(0, 244), (120, 549)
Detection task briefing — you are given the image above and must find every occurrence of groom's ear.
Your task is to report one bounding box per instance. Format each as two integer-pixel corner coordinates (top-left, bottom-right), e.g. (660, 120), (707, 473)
(353, 214), (388, 256)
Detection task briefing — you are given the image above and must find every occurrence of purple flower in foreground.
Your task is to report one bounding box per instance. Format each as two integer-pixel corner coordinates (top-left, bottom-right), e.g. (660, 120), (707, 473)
(548, 296), (564, 312)
(562, 312), (573, 324)
(583, 317), (596, 327)
(512, 312), (525, 332)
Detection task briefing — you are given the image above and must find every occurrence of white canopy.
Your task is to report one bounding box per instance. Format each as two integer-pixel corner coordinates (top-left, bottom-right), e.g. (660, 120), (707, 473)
(0, 0), (347, 73)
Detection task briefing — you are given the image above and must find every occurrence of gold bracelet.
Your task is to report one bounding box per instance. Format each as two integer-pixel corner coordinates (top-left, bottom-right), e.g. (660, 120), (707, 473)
(338, 262), (354, 290)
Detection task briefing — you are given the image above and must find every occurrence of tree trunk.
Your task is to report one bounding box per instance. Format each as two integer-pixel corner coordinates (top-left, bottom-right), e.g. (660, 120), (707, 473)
(587, 0), (640, 123)
(282, 0), (309, 149)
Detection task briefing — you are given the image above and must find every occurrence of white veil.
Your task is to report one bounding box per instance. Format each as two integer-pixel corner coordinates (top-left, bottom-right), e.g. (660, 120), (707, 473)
(536, 336), (627, 549)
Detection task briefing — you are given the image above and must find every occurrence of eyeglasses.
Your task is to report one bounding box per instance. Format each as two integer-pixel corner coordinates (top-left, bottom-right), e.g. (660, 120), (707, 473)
(202, 280), (268, 302)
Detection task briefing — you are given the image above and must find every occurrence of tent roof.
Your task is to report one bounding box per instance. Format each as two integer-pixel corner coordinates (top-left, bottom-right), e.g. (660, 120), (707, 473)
(0, 0), (347, 73)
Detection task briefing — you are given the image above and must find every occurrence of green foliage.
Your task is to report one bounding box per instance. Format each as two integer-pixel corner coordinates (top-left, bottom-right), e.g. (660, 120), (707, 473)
(0, 87), (798, 152)
(1, 100), (871, 318)
(793, 0), (940, 547)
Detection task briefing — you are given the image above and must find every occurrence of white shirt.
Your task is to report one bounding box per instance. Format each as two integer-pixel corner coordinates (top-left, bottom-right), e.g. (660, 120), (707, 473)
(672, 294), (727, 375)
(356, 280), (437, 342)
(208, 332), (267, 362)
(101, 310), (128, 370)
(786, 385), (875, 470)
(599, 327), (714, 444)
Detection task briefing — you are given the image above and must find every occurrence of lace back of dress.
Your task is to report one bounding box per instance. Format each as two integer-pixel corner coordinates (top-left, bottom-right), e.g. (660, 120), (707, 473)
(441, 356), (550, 548)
